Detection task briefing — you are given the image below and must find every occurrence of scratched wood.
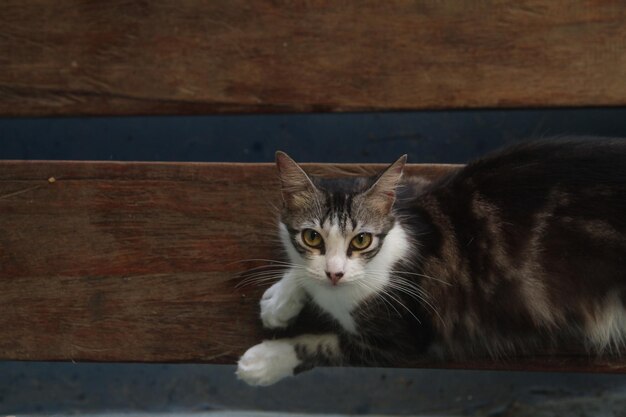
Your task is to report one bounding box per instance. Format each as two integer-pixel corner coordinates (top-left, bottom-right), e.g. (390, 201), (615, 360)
(1, 160), (626, 373)
(1, 1), (626, 116)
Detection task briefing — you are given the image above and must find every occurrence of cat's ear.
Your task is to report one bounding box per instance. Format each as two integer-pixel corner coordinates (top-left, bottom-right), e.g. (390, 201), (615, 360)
(275, 151), (318, 210)
(364, 154), (407, 214)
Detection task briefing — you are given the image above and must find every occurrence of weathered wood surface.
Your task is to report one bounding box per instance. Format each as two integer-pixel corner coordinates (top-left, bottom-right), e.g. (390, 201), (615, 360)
(2, 160), (626, 373)
(1, 1), (626, 116)
(0, 161), (447, 363)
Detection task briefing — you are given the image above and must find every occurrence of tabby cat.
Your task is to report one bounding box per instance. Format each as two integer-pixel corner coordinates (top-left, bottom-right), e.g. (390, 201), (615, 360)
(236, 138), (626, 386)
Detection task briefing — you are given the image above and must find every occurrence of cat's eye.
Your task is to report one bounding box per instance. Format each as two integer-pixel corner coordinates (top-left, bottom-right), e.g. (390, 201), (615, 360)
(350, 233), (373, 250)
(302, 229), (323, 248)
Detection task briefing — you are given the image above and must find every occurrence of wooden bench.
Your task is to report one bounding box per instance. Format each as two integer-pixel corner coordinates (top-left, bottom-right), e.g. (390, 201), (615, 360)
(2, 1), (626, 372)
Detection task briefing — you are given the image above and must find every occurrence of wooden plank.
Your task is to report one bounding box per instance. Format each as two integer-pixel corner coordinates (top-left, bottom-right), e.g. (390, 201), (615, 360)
(0, 161), (448, 363)
(1, 1), (626, 116)
(2, 160), (626, 373)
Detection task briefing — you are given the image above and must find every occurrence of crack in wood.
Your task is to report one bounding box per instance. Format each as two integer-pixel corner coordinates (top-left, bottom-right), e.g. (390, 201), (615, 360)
(0, 184), (42, 200)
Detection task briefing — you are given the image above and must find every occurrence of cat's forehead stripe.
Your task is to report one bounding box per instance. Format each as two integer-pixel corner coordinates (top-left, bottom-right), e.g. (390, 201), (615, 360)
(320, 192), (355, 233)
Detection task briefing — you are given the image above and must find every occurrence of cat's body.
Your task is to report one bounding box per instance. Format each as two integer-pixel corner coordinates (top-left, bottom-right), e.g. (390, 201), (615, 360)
(237, 138), (626, 386)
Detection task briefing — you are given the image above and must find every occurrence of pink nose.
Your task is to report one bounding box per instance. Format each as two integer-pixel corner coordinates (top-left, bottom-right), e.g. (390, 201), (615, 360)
(325, 271), (344, 285)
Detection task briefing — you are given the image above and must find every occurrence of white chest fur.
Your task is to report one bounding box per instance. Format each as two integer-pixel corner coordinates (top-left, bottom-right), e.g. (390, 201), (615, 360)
(304, 282), (363, 333)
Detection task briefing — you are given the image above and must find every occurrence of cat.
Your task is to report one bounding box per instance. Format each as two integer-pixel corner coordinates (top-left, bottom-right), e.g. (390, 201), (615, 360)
(236, 137), (626, 386)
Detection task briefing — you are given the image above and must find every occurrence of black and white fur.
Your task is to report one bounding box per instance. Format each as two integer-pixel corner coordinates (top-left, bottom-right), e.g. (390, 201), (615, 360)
(237, 138), (626, 386)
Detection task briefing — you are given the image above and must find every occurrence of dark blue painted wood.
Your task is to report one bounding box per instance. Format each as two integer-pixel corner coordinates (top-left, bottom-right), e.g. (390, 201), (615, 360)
(2, 109), (626, 163)
(3, 362), (626, 415)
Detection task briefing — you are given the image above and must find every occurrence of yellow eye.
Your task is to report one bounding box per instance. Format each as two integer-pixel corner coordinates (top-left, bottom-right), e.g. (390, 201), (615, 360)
(350, 233), (373, 250)
(302, 229), (323, 248)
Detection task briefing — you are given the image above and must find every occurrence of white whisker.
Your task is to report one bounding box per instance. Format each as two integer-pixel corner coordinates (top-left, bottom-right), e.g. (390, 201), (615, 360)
(365, 267), (451, 286)
(356, 275), (422, 324)
(355, 279), (402, 319)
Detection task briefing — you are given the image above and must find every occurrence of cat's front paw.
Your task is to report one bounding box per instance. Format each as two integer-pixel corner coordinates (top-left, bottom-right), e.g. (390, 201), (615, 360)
(236, 340), (301, 386)
(260, 280), (305, 329)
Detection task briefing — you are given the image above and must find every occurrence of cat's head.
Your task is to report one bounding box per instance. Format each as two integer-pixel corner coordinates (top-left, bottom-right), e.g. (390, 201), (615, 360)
(276, 151), (407, 287)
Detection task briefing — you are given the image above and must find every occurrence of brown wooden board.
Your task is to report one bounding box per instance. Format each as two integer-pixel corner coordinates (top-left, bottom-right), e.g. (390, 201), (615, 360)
(1, 1), (626, 116)
(2, 160), (626, 373)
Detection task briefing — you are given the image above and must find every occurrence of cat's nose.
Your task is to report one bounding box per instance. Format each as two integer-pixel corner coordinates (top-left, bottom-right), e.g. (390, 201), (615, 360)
(325, 271), (344, 285)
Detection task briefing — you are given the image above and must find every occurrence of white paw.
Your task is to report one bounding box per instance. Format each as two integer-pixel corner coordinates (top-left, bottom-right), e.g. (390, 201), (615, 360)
(260, 280), (305, 329)
(236, 340), (301, 386)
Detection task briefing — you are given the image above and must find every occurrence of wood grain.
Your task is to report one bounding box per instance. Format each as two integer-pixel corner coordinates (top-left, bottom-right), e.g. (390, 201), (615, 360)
(1, 1), (626, 116)
(0, 161), (448, 363)
(1, 160), (626, 373)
